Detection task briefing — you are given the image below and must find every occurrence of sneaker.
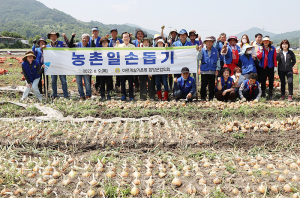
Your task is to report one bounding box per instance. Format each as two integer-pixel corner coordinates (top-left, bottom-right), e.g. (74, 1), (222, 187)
(85, 96), (91, 99)
(288, 95), (293, 102)
(121, 95), (126, 101)
(80, 97), (86, 100)
(107, 95), (111, 100)
(281, 95), (285, 100)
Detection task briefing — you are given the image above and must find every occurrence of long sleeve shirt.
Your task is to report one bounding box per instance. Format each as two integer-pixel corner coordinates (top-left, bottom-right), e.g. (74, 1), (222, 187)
(22, 62), (44, 84)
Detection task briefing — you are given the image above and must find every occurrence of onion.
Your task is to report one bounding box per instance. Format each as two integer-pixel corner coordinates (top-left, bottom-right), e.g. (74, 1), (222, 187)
(132, 170), (141, 178)
(68, 169), (77, 178)
(147, 176), (154, 186)
(213, 177), (221, 184)
(131, 185), (139, 196)
(27, 188), (37, 196)
(187, 185), (196, 194)
(133, 178), (140, 185)
(199, 178), (207, 184)
(87, 189), (96, 197)
(82, 172), (91, 177)
(284, 183), (293, 192)
(292, 175), (300, 181)
(48, 179), (57, 185)
(43, 187), (52, 195)
(271, 185), (279, 193)
(106, 170), (116, 178)
(232, 187), (239, 195)
(62, 178), (71, 186)
(257, 183), (266, 194)
(172, 177), (182, 187)
(120, 169), (128, 177)
(293, 193), (300, 198)
(245, 183), (252, 193)
(290, 163), (298, 169)
(173, 170), (180, 177)
(144, 187), (153, 196)
(158, 171), (166, 178)
(277, 175), (285, 182)
(202, 185), (209, 195)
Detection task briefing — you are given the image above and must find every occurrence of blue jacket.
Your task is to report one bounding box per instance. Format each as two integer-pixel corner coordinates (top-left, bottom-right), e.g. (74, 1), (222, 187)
(132, 39), (141, 47)
(215, 76), (234, 91)
(259, 46), (276, 68)
(216, 41), (225, 62)
(240, 55), (257, 75)
(173, 40), (192, 46)
(243, 79), (259, 90)
(200, 47), (218, 71)
(109, 38), (123, 47)
(32, 46), (43, 65)
(22, 60), (40, 83)
(89, 37), (101, 47)
(177, 76), (196, 95)
(224, 45), (240, 64)
(46, 41), (64, 48)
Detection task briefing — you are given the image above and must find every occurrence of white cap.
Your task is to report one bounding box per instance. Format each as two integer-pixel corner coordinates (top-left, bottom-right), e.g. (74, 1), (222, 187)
(156, 39), (165, 44)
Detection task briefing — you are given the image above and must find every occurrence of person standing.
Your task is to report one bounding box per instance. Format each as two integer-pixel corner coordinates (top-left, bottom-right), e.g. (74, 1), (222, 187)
(221, 36), (241, 73)
(257, 36), (277, 100)
(46, 30), (69, 99)
(276, 39), (296, 102)
(252, 33), (263, 82)
(216, 33), (227, 73)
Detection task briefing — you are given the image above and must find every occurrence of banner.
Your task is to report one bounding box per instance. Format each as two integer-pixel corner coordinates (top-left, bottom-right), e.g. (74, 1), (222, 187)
(44, 46), (197, 75)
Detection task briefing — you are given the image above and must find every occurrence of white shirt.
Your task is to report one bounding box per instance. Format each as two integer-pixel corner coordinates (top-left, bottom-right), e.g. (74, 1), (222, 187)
(283, 51), (288, 62)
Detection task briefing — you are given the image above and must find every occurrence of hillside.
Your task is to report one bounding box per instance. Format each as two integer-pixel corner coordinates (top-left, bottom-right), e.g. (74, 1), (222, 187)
(272, 30), (300, 45)
(125, 23), (166, 37)
(0, 0), (153, 40)
(235, 27), (276, 42)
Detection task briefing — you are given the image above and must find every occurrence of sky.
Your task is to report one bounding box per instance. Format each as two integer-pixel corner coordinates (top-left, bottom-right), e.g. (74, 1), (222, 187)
(37, 0), (300, 38)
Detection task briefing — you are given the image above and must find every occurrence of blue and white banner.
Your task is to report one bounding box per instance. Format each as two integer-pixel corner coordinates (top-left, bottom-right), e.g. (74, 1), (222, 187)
(44, 46), (197, 75)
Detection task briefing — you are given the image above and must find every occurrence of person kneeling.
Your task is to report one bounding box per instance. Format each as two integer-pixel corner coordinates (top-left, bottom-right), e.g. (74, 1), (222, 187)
(174, 67), (196, 102)
(215, 67), (237, 102)
(239, 73), (262, 102)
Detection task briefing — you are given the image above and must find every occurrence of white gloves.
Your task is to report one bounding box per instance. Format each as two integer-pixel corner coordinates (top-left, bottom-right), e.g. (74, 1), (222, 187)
(274, 67), (278, 73)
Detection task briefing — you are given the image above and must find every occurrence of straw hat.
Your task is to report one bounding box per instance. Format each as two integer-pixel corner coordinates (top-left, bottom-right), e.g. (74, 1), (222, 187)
(22, 52), (36, 62)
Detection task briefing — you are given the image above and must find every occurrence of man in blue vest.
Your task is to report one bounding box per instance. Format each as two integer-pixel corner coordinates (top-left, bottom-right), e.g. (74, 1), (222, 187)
(89, 27), (101, 47)
(173, 29), (193, 80)
(197, 36), (220, 101)
(32, 38), (48, 94)
(174, 67), (196, 102)
(216, 33), (227, 76)
(109, 28), (123, 47)
(46, 30), (69, 99)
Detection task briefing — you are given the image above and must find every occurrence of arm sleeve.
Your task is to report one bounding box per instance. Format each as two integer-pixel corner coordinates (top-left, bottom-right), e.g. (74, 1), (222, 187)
(196, 50), (203, 60)
(64, 36), (70, 46)
(239, 82), (245, 100)
(91, 40), (96, 47)
(190, 79), (196, 95)
(22, 65), (31, 84)
(174, 81), (180, 91)
(291, 51), (296, 66)
(254, 57), (260, 67)
(216, 53), (221, 70)
(221, 46), (228, 56)
(273, 50), (277, 67)
(257, 48), (263, 60)
(238, 58), (242, 68)
(276, 51), (281, 61)
(37, 63), (44, 76)
(68, 36), (76, 48)
(199, 39), (204, 47)
(256, 85), (262, 101)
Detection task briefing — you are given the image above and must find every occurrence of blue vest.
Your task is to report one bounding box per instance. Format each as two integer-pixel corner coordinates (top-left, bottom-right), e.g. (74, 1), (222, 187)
(240, 55), (257, 75)
(259, 46), (276, 68)
(200, 47), (218, 71)
(178, 76), (195, 95)
(109, 38), (123, 47)
(190, 40), (200, 46)
(89, 37), (101, 47)
(216, 76), (233, 91)
(132, 39), (141, 47)
(22, 60), (40, 83)
(77, 42), (91, 48)
(32, 46), (43, 65)
(243, 79), (259, 90)
(173, 40), (192, 46)
(46, 41), (64, 48)
(224, 45), (240, 64)
(216, 41), (224, 61)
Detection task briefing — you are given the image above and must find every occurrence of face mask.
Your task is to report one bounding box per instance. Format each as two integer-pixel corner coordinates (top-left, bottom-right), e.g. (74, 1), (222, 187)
(247, 51), (252, 54)
(242, 39), (247, 44)
(236, 73), (241, 76)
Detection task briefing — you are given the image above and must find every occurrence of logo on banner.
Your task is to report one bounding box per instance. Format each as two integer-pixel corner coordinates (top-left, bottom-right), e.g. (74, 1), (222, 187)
(44, 62), (51, 73)
(115, 68), (121, 73)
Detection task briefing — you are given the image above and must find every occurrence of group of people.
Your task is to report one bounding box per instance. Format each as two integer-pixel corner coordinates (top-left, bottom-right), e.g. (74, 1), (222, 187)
(20, 26), (297, 103)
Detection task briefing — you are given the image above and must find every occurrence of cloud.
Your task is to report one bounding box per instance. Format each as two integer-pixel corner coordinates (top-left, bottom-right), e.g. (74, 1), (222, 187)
(111, 0), (138, 12)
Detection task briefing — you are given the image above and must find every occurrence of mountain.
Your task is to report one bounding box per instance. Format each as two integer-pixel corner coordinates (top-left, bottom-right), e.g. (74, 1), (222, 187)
(125, 23), (167, 37)
(235, 27), (276, 42)
(272, 30), (300, 45)
(0, 0), (154, 40)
